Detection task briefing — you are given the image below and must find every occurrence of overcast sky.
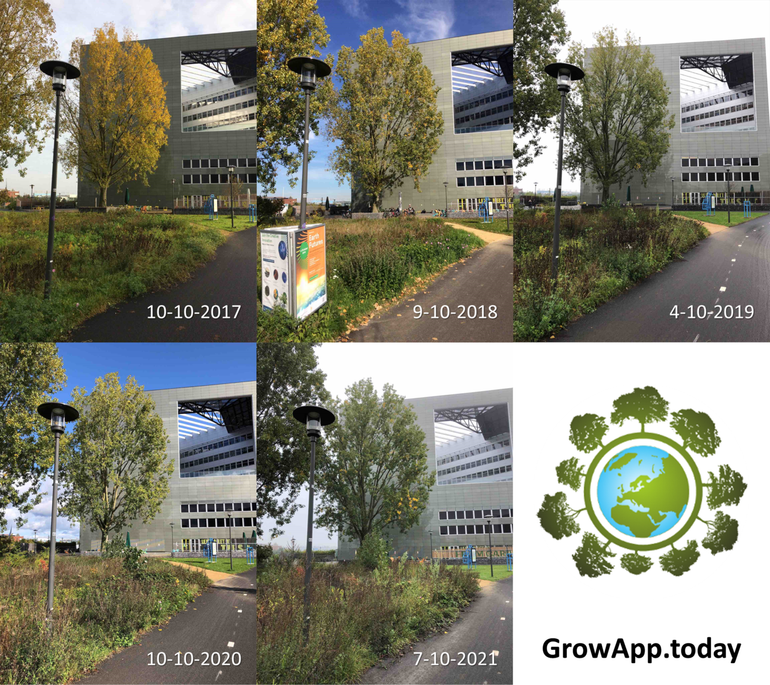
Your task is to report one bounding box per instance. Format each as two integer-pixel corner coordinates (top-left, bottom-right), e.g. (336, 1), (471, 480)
(517, 0), (770, 195)
(259, 342), (513, 550)
(3, 0), (255, 197)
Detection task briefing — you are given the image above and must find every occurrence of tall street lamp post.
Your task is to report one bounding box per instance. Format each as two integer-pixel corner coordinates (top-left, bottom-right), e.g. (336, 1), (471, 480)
(544, 62), (584, 282)
(40, 61), (80, 300)
(726, 168), (731, 224)
(292, 404), (336, 645)
(503, 172), (510, 234)
(228, 167), (235, 229)
(226, 514), (233, 571)
(486, 519), (494, 578)
(671, 177), (675, 208)
(429, 530), (433, 565)
(36, 401), (79, 620)
(443, 181), (448, 217)
(534, 182), (537, 204)
(30, 184), (34, 211)
(171, 178), (176, 210)
(169, 522), (175, 558)
(287, 57), (331, 230)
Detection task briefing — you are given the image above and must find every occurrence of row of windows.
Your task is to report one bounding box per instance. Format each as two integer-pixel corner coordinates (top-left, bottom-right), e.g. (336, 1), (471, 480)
(681, 88), (753, 113)
(181, 501), (256, 513)
(180, 517), (256, 528)
(183, 112), (256, 132)
(180, 457), (255, 476)
(455, 101), (512, 125)
(682, 101), (753, 125)
(181, 444), (255, 468)
(184, 158), (256, 169)
(456, 159), (513, 172)
(181, 432), (253, 458)
(183, 99), (256, 124)
(439, 523), (512, 535)
(437, 452), (511, 477)
(457, 175), (514, 187)
(684, 114), (755, 130)
(439, 508), (511, 520)
(682, 157), (759, 168)
(183, 174), (257, 185)
(456, 116), (512, 133)
(681, 172), (760, 182)
(437, 439), (510, 465)
(183, 85), (256, 111)
(438, 463), (512, 484)
(454, 87), (514, 113)
(457, 198), (511, 211)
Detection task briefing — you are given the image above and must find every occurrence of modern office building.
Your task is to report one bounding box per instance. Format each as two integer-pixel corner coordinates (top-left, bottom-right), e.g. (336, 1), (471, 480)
(79, 381), (256, 554)
(579, 38), (770, 206)
(337, 388), (513, 560)
(351, 31), (514, 213)
(77, 31), (256, 208)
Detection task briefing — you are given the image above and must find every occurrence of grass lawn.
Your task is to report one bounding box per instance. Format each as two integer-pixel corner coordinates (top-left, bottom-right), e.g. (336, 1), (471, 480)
(0, 210), (230, 341)
(442, 217), (513, 235)
(258, 217), (484, 341)
(672, 210), (767, 227)
(160, 556), (255, 574)
(183, 213), (257, 232)
(462, 565), (512, 581)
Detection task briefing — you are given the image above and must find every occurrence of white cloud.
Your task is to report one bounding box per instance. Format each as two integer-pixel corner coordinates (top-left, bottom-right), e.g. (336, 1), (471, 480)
(340, 0), (367, 19)
(395, 0), (455, 42)
(3, 476), (80, 541)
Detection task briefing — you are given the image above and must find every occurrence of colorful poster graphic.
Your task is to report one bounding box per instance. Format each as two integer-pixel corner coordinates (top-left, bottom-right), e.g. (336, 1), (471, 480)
(295, 224), (327, 319)
(260, 231), (289, 311)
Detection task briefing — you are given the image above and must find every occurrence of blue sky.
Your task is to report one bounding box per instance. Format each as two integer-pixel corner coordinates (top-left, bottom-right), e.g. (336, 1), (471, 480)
(264, 0), (513, 203)
(3, 343), (255, 543)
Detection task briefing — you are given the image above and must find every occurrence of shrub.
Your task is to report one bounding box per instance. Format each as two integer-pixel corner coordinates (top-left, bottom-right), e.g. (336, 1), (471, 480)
(357, 532), (390, 571)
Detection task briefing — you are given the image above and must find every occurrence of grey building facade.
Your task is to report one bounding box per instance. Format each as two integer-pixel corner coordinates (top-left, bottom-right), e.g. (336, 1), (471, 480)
(337, 388), (513, 561)
(351, 30), (514, 213)
(79, 381), (256, 553)
(579, 38), (770, 206)
(77, 31), (256, 209)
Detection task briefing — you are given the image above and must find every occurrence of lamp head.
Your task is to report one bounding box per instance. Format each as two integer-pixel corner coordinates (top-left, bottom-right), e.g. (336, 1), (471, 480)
(293, 405), (336, 437)
(288, 56), (331, 92)
(37, 402), (79, 434)
(40, 60), (80, 92)
(545, 62), (584, 92)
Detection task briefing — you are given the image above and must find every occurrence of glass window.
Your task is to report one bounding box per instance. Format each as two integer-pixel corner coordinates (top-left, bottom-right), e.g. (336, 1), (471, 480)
(475, 161), (484, 170)
(716, 158), (723, 167)
(474, 509), (483, 519)
(448, 525), (457, 535)
(228, 158), (237, 167)
(751, 158), (759, 166)
(699, 159), (706, 167)
(503, 523), (512, 533)
(208, 518), (215, 527)
(456, 177), (465, 187)
(682, 173), (689, 182)
(476, 176), (485, 186)
(752, 172), (759, 181)
(234, 503), (242, 511)
(189, 504), (197, 513)
(717, 172), (724, 182)
(484, 524), (492, 534)
(439, 511), (447, 520)
(457, 525), (466, 534)
(707, 158), (715, 167)
(235, 518), (243, 527)
(482, 160), (492, 169)
(440, 526), (448, 535)
(217, 518), (225, 527)
(466, 510), (474, 519)
(183, 159), (191, 169)
(192, 174), (200, 184)
(492, 509), (501, 517)
(742, 158), (750, 166)
(181, 519), (189, 528)
(699, 173), (707, 182)
(238, 158), (247, 167)
(192, 159), (200, 169)
(183, 175), (191, 184)
(201, 159), (209, 168)
(733, 157), (741, 166)
(209, 159), (218, 168)
(447, 511), (455, 519)
(682, 158), (689, 167)
(181, 504), (188, 513)
(207, 503), (215, 512)
(744, 172), (752, 181)
(201, 174), (209, 183)
(495, 176), (504, 185)
(456, 162), (464, 171)
(216, 503), (224, 512)
(485, 176), (494, 186)
(708, 172), (715, 182)
(198, 518), (206, 527)
(466, 177), (475, 186)
(190, 519), (198, 528)
(494, 524), (502, 534)
(501, 508), (510, 517)
(472, 524), (482, 534)
(225, 503), (233, 511)
(456, 510), (464, 519)
(483, 509), (492, 517)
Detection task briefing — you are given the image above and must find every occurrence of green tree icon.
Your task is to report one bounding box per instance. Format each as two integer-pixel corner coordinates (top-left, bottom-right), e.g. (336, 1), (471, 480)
(700, 511), (739, 555)
(569, 414), (608, 452)
(572, 532), (615, 577)
(659, 540), (700, 576)
(555, 457), (586, 491)
(670, 409), (721, 457)
(537, 492), (585, 540)
(704, 464), (747, 509)
(610, 386), (669, 432)
(620, 551), (654, 575)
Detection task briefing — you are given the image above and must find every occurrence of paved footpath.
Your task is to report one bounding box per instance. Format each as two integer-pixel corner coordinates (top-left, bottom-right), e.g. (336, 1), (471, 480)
(75, 567), (256, 685)
(347, 225), (513, 342)
(70, 227), (256, 342)
(360, 576), (512, 685)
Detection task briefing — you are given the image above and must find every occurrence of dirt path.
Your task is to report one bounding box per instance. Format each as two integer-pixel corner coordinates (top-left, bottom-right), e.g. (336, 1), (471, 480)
(444, 221), (510, 243)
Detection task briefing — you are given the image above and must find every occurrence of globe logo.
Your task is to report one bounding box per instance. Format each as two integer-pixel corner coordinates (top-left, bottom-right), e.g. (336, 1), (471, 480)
(278, 241), (287, 259)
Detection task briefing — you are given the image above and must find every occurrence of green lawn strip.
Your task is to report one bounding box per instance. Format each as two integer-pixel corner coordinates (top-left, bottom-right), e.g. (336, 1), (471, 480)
(0, 554), (211, 685)
(158, 556), (255, 574)
(258, 218), (485, 341)
(182, 213), (258, 232)
(442, 217), (513, 234)
(0, 212), (228, 341)
(461, 565), (512, 581)
(671, 210), (767, 227)
(513, 209), (709, 341)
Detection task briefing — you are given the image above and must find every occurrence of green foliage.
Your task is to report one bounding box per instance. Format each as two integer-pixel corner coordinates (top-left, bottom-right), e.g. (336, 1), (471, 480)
(572, 533), (615, 578)
(325, 29), (444, 211)
(257, 344), (329, 539)
(358, 531), (390, 571)
(659, 540), (700, 576)
(0, 343), (66, 532)
(555, 457), (585, 491)
(537, 492), (583, 540)
(670, 409), (721, 457)
(513, 0), (569, 181)
(256, 544), (274, 566)
(562, 28), (676, 203)
(569, 413), (608, 453)
(256, 195), (286, 226)
(705, 464), (747, 509)
(701, 511), (739, 555)
(611, 386), (669, 431)
(316, 380), (435, 545)
(512, 278), (572, 340)
(620, 551), (653, 575)
(59, 373), (172, 549)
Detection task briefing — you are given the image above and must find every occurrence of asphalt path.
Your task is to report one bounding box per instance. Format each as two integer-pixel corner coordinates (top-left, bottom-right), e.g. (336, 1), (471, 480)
(70, 227), (257, 342)
(554, 214), (770, 341)
(75, 567), (256, 685)
(359, 576), (512, 685)
(347, 234), (513, 342)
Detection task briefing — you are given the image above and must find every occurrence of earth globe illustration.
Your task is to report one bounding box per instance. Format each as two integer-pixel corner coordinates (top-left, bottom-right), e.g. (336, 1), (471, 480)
(596, 445), (690, 538)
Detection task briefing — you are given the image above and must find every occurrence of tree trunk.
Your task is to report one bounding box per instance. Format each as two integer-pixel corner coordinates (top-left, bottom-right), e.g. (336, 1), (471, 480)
(100, 530), (108, 551)
(99, 186), (108, 208)
(371, 199), (379, 213)
(601, 186), (610, 204)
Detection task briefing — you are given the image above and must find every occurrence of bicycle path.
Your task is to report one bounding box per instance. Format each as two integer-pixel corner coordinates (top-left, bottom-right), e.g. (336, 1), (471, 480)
(359, 576), (512, 684)
(69, 227), (257, 342)
(74, 567), (256, 685)
(346, 226), (513, 342)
